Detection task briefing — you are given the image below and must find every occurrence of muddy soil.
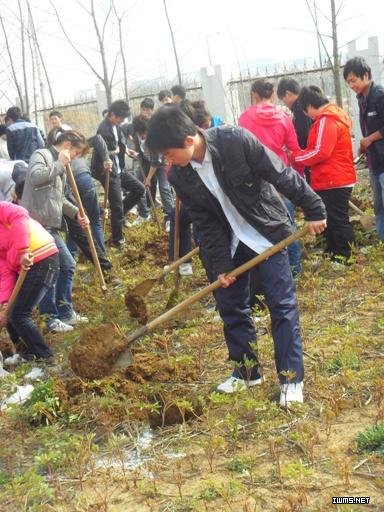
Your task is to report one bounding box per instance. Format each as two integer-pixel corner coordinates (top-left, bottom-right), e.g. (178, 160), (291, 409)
(125, 292), (148, 324)
(69, 323), (128, 380)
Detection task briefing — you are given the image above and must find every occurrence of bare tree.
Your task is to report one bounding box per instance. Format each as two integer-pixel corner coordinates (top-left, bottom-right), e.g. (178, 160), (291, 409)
(26, 0), (55, 108)
(163, 0), (182, 85)
(50, 0), (118, 105)
(112, 0), (129, 104)
(0, 13), (25, 111)
(17, 0), (30, 115)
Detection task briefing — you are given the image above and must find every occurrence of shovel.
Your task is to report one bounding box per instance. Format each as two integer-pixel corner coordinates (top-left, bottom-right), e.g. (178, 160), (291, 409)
(166, 196), (181, 309)
(1, 269), (28, 328)
(102, 169), (110, 235)
(113, 225), (309, 370)
(348, 200), (375, 231)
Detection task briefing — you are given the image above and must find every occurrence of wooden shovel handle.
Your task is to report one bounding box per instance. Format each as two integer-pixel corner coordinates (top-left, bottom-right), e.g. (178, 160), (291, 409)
(348, 200), (364, 216)
(65, 164), (107, 292)
(146, 226), (309, 332)
(160, 247), (199, 278)
(103, 170), (110, 233)
(4, 269), (28, 316)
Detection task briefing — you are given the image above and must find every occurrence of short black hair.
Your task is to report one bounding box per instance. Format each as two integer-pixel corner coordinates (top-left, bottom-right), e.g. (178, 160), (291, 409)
(102, 108), (109, 116)
(343, 57), (372, 80)
(108, 100), (130, 118)
(158, 89), (172, 101)
(140, 98), (155, 110)
(132, 115), (148, 134)
(171, 85), (186, 100)
(180, 99), (211, 128)
(6, 106), (22, 122)
(49, 110), (63, 118)
(146, 105), (197, 152)
(251, 79), (274, 99)
(277, 78), (301, 99)
(297, 86), (329, 111)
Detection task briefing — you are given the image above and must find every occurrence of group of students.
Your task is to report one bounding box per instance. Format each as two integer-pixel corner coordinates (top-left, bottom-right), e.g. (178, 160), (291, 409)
(1, 56), (383, 407)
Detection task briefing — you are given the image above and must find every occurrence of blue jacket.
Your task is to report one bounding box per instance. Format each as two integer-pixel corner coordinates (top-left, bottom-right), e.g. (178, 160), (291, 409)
(7, 119), (45, 163)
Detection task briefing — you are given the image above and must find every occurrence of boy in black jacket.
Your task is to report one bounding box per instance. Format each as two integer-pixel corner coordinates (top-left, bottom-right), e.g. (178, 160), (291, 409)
(344, 57), (384, 240)
(146, 106), (327, 405)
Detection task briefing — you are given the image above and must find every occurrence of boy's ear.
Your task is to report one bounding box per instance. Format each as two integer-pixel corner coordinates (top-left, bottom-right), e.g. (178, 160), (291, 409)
(184, 136), (195, 147)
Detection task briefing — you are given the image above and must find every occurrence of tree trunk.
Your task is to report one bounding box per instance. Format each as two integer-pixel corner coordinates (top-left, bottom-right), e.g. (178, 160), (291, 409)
(163, 0), (182, 85)
(0, 14), (24, 111)
(18, 0), (30, 116)
(331, 0), (343, 107)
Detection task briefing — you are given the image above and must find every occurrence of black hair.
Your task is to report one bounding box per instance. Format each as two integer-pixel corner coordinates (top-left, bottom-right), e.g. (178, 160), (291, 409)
(132, 115), (148, 134)
(297, 85), (329, 111)
(6, 106), (22, 121)
(276, 77), (301, 99)
(171, 85), (186, 100)
(251, 79), (274, 99)
(158, 89), (172, 101)
(146, 105), (197, 152)
(55, 129), (87, 148)
(343, 57), (372, 80)
(180, 99), (211, 128)
(140, 98), (154, 110)
(0, 124), (7, 136)
(102, 108), (109, 116)
(49, 110), (63, 119)
(108, 100), (130, 118)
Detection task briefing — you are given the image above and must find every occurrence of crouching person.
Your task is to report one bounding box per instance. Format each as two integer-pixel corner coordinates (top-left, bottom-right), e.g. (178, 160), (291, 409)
(0, 201), (59, 362)
(146, 106), (327, 406)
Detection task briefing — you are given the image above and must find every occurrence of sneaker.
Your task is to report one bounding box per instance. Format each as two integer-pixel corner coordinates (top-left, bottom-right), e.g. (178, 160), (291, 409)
(131, 215), (150, 226)
(279, 382), (304, 407)
(217, 375), (262, 394)
(165, 220), (171, 232)
(179, 263), (193, 276)
(61, 312), (89, 326)
(3, 353), (27, 367)
(48, 319), (74, 333)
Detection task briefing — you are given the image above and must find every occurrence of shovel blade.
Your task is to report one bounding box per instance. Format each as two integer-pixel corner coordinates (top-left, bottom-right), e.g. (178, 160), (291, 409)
(113, 348), (134, 369)
(360, 216), (375, 231)
(129, 278), (157, 297)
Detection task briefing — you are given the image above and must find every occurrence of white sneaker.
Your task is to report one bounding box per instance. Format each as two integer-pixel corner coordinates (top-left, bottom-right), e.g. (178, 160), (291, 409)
(131, 215), (151, 226)
(48, 319), (74, 333)
(217, 376), (262, 394)
(165, 220), (170, 232)
(3, 353), (26, 366)
(179, 263), (193, 276)
(61, 312), (89, 326)
(280, 382), (304, 406)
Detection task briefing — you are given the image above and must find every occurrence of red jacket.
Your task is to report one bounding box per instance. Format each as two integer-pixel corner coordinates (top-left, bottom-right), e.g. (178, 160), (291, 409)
(292, 104), (356, 191)
(238, 103), (303, 174)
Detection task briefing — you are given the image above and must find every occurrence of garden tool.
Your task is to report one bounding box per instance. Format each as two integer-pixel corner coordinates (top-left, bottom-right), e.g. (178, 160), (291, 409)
(113, 225), (310, 370)
(348, 200), (375, 231)
(102, 169), (110, 234)
(0, 269), (28, 331)
(65, 164), (107, 292)
(166, 196), (181, 309)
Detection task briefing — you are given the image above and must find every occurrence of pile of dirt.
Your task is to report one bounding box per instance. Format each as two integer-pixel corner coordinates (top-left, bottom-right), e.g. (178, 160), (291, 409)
(69, 323), (128, 380)
(123, 352), (199, 383)
(0, 335), (15, 357)
(125, 292), (148, 324)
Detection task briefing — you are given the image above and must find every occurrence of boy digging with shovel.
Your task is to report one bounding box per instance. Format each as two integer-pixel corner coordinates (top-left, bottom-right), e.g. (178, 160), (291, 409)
(146, 106), (327, 406)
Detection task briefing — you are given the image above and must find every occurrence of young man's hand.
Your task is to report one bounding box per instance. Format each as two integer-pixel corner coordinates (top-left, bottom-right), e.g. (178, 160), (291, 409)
(103, 159), (113, 172)
(126, 148), (138, 159)
(360, 137), (372, 152)
(77, 213), (90, 229)
(19, 252), (34, 270)
(218, 274), (237, 288)
(308, 219), (327, 235)
(145, 176), (152, 188)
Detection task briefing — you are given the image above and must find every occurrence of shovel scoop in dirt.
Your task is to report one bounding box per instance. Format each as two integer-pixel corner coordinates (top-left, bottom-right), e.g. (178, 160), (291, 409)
(112, 226), (310, 372)
(125, 247), (199, 324)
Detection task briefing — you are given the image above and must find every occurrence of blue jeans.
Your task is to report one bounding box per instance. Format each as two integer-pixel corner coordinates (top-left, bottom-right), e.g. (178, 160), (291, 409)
(213, 243), (303, 384)
(75, 172), (106, 252)
(7, 254), (59, 359)
(369, 171), (384, 240)
(283, 197), (302, 276)
(39, 230), (76, 324)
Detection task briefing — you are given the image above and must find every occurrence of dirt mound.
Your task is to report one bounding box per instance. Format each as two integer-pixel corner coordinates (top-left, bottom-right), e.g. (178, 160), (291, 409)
(123, 352), (199, 383)
(0, 335), (15, 357)
(125, 292), (148, 324)
(69, 323), (128, 380)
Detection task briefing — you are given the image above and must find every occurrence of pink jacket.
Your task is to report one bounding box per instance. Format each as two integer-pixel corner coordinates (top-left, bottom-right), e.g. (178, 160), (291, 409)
(238, 104), (303, 174)
(0, 201), (58, 303)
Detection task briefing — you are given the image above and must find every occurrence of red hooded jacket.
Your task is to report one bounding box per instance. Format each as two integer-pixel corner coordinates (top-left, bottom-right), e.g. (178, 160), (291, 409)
(238, 103), (303, 174)
(292, 104), (356, 191)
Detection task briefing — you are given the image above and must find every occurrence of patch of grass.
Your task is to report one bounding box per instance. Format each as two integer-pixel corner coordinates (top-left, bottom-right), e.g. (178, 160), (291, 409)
(356, 423), (384, 455)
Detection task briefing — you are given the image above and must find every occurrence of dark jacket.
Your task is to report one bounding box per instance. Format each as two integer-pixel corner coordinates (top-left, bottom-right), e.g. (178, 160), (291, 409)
(168, 126), (326, 276)
(291, 100), (313, 149)
(357, 81), (384, 172)
(91, 118), (122, 178)
(7, 119), (45, 163)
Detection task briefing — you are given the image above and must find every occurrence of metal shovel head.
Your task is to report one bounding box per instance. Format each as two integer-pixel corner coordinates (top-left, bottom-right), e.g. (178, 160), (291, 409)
(128, 278), (158, 298)
(360, 215), (375, 231)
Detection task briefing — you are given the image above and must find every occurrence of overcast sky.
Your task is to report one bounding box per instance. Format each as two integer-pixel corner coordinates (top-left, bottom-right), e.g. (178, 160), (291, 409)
(0, 0), (383, 110)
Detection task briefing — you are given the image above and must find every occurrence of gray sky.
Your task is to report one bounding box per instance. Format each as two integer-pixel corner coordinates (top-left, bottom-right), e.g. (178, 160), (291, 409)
(0, 0), (383, 110)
